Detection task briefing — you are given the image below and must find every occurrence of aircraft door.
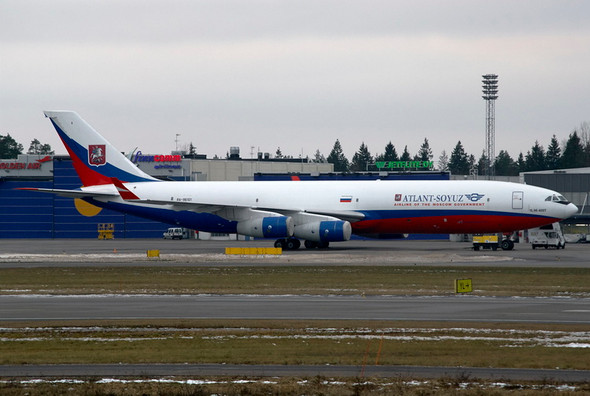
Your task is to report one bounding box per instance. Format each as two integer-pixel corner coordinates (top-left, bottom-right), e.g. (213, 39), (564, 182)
(512, 191), (524, 210)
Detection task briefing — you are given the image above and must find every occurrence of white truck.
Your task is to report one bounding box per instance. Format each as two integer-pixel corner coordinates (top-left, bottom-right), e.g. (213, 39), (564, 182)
(163, 227), (184, 240)
(528, 222), (566, 249)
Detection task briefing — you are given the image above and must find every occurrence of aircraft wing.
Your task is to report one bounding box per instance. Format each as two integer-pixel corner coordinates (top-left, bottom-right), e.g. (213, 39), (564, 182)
(130, 198), (366, 224)
(141, 198), (226, 214)
(21, 179), (367, 224)
(110, 179), (367, 222)
(129, 198), (365, 223)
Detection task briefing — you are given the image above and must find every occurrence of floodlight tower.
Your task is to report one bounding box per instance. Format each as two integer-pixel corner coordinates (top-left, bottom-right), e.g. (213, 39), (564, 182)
(482, 74), (498, 178)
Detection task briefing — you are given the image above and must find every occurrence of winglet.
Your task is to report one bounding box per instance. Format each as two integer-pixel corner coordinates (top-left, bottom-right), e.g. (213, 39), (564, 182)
(111, 178), (140, 200)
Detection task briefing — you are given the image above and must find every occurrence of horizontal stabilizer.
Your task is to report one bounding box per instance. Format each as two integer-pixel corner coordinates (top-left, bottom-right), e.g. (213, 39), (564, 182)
(16, 187), (117, 199)
(111, 178), (140, 200)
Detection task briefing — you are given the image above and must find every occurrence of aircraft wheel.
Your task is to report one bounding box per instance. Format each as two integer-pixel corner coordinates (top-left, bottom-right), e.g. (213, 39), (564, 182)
(274, 239), (286, 249)
(285, 238), (300, 250)
(317, 241), (330, 249)
(304, 240), (318, 249)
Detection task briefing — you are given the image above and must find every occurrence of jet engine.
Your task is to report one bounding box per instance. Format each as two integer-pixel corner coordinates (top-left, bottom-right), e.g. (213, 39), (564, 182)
(294, 220), (352, 242)
(236, 216), (294, 238)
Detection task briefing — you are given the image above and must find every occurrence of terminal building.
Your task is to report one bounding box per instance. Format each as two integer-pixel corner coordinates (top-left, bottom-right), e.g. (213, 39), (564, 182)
(1, 152), (588, 239)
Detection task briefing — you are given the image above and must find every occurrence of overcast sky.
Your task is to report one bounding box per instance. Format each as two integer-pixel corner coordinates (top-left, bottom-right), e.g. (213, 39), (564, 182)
(1, 1), (589, 164)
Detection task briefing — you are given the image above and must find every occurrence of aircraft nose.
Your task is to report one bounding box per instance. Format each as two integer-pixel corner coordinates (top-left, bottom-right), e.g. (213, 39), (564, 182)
(565, 203), (578, 219)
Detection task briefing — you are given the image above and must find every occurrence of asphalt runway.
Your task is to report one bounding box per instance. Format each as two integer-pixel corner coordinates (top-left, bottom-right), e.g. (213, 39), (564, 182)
(2, 363), (589, 382)
(2, 294), (590, 324)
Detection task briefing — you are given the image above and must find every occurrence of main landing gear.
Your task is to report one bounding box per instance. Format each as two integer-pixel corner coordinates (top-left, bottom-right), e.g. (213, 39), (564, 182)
(274, 238), (329, 250)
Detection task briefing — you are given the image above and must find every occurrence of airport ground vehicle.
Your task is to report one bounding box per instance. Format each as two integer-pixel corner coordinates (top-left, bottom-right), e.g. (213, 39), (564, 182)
(472, 234), (515, 251)
(163, 227), (184, 239)
(472, 234), (499, 251)
(529, 222), (566, 249)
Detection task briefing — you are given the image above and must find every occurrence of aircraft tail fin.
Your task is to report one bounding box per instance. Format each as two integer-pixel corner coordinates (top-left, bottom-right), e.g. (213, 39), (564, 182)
(43, 111), (157, 186)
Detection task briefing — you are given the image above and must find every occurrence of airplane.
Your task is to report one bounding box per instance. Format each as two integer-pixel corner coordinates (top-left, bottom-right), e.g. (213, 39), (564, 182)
(19, 111), (578, 250)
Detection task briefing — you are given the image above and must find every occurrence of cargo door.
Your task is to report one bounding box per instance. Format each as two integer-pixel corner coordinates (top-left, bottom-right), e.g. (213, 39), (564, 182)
(512, 191), (524, 210)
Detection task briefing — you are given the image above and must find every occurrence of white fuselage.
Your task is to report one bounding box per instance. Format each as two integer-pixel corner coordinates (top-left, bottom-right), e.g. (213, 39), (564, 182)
(88, 179), (577, 235)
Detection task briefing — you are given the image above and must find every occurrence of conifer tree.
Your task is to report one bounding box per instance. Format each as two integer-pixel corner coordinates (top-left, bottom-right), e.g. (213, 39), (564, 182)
(448, 141), (470, 175)
(327, 139), (349, 172)
(545, 135), (561, 170)
(351, 142), (373, 171)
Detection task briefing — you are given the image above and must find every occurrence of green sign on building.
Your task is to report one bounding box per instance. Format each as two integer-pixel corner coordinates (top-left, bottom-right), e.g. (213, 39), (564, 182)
(375, 161), (433, 170)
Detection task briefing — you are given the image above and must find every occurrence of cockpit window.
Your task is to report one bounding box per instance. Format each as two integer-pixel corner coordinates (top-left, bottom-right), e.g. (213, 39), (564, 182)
(547, 194), (570, 205)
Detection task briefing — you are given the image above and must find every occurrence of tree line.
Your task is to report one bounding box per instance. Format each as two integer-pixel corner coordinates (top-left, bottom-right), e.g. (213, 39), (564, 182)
(4, 121), (590, 176)
(0, 135), (54, 158)
(323, 122), (590, 175)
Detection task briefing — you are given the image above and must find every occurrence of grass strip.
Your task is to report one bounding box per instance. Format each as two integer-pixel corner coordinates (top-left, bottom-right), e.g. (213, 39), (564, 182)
(2, 266), (590, 296)
(3, 376), (587, 396)
(1, 320), (589, 369)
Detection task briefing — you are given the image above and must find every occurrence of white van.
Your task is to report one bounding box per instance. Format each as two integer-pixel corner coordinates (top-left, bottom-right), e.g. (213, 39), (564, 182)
(528, 222), (566, 249)
(163, 227), (184, 240)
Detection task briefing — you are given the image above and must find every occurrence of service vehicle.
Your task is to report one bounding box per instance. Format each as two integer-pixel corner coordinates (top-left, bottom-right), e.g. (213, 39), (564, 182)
(163, 227), (184, 240)
(472, 234), (499, 251)
(473, 233), (515, 251)
(528, 222), (566, 249)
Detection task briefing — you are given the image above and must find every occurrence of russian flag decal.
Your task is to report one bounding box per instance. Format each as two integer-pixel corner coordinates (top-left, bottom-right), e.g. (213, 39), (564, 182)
(340, 196), (352, 203)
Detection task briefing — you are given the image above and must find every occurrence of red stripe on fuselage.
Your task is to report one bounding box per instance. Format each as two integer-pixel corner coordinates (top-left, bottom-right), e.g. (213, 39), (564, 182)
(352, 214), (558, 235)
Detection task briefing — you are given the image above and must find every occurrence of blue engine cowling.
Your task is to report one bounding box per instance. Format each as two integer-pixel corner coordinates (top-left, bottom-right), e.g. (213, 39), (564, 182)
(294, 220), (352, 242)
(236, 216), (294, 238)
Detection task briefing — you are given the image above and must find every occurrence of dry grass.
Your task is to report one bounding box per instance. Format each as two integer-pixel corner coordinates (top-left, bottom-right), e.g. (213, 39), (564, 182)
(1, 320), (589, 369)
(2, 265), (590, 296)
(1, 376), (588, 395)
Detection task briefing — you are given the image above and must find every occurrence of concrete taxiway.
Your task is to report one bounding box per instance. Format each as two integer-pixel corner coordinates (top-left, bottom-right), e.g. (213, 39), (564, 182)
(1, 238), (589, 268)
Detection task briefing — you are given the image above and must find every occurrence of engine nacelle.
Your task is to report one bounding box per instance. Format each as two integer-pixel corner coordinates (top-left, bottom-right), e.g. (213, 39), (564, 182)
(236, 216), (294, 238)
(294, 220), (352, 242)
